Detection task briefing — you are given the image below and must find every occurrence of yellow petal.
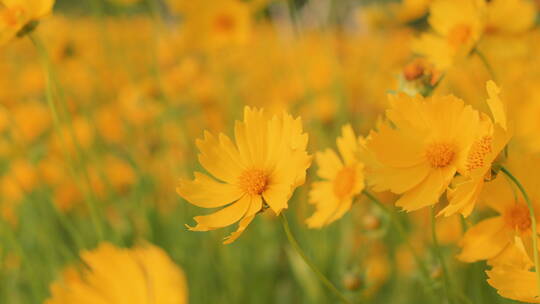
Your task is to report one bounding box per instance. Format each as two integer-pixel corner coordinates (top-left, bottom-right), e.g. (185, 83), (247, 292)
(336, 124), (358, 166)
(306, 181), (339, 228)
(370, 162), (431, 194)
(177, 172), (243, 208)
(316, 149), (343, 180)
(440, 175), (484, 217)
(197, 131), (245, 184)
(368, 124), (426, 168)
(262, 183), (291, 215)
(487, 266), (540, 303)
(458, 216), (511, 262)
(188, 194), (250, 231)
(486, 80), (507, 130)
(395, 167), (455, 211)
(223, 195), (262, 244)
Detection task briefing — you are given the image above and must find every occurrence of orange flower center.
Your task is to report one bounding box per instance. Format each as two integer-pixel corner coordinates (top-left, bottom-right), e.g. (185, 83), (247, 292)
(333, 166), (356, 199)
(466, 135), (493, 171)
(425, 143), (456, 168)
(504, 204), (531, 233)
(447, 24), (472, 47)
(238, 169), (268, 195)
(214, 14), (236, 32)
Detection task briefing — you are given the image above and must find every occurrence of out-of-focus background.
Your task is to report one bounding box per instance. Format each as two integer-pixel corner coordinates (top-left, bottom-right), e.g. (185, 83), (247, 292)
(1, 0), (539, 303)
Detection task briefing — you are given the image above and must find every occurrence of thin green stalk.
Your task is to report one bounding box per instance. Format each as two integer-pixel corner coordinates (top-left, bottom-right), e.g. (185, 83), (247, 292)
(430, 207), (452, 304)
(363, 191), (431, 279)
(279, 213), (352, 304)
(500, 166), (540, 296)
(29, 33), (104, 241)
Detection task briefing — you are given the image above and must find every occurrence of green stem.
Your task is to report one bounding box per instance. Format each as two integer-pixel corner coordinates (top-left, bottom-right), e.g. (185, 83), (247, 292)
(279, 213), (352, 304)
(29, 33), (104, 241)
(430, 207), (452, 304)
(500, 166), (540, 296)
(473, 49), (497, 81)
(363, 191), (431, 280)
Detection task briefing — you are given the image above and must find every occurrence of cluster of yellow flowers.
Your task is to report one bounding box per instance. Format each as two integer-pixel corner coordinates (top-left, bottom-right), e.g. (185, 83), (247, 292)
(3, 0), (540, 303)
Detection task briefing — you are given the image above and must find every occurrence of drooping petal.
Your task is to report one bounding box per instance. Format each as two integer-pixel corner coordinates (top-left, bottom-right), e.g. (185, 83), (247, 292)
(395, 166), (455, 211)
(306, 181), (339, 228)
(487, 266), (540, 303)
(188, 194), (250, 231)
(177, 172), (243, 208)
(458, 216), (511, 262)
(223, 195), (262, 244)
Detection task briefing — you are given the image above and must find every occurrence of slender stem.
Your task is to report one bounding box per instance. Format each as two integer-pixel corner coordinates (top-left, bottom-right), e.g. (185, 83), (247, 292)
(279, 213), (352, 304)
(473, 49), (497, 81)
(430, 207), (452, 304)
(500, 166), (540, 296)
(29, 33), (104, 241)
(363, 191), (431, 280)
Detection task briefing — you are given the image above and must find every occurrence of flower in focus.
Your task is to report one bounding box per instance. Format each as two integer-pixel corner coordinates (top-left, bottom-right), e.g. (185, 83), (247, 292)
(45, 242), (188, 304)
(366, 93), (481, 211)
(440, 80), (511, 217)
(413, 0), (485, 69)
(306, 124), (365, 228)
(0, 0), (55, 44)
(177, 106), (312, 244)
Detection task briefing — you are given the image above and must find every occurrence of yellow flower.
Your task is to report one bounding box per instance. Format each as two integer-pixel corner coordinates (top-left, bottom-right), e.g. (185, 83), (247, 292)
(306, 124), (365, 228)
(0, 0), (54, 44)
(175, 0), (252, 50)
(440, 80), (511, 217)
(177, 107), (312, 244)
(412, 0), (486, 69)
(45, 242), (188, 304)
(457, 156), (540, 266)
(366, 93), (481, 211)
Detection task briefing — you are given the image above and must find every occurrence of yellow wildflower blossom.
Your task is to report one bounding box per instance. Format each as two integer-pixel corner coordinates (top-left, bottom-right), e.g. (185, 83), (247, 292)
(306, 124), (365, 228)
(177, 106), (312, 244)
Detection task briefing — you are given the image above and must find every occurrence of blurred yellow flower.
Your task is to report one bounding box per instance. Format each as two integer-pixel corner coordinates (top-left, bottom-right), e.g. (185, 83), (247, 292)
(0, 0), (55, 44)
(458, 159), (540, 266)
(367, 93), (481, 211)
(485, 0), (536, 34)
(413, 0), (485, 69)
(440, 80), (511, 217)
(306, 124), (365, 228)
(177, 106), (312, 244)
(175, 0), (252, 49)
(46, 242), (188, 304)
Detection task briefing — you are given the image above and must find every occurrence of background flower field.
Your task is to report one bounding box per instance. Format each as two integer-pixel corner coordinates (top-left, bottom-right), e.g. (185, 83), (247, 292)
(1, 0), (540, 303)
